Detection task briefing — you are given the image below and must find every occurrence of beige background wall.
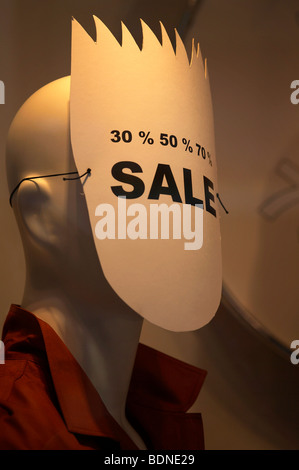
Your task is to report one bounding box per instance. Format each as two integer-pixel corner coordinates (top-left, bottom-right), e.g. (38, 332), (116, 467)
(0, 0), (298, 449)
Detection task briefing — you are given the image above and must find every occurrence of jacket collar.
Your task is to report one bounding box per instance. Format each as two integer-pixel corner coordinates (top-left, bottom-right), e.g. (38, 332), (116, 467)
(3, 305), (206, 449)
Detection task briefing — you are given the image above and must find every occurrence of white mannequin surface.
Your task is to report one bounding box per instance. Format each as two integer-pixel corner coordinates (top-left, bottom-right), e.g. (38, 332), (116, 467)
(6, 76), (147, 449)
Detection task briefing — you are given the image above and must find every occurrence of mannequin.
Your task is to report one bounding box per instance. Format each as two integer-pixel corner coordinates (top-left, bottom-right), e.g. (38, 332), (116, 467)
(4, 74), (207, 451)
(6, 76), (147, 449)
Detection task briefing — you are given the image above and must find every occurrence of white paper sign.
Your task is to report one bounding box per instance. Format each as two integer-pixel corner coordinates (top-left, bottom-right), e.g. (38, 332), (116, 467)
(70, 17), (222, 331)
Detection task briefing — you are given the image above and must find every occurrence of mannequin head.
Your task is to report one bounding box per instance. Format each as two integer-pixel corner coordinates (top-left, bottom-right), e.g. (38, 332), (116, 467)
(6, 76), (125, 310)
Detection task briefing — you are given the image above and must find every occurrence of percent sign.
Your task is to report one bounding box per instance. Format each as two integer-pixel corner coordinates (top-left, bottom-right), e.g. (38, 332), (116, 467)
(182, 138), (193, 153)
(139, 131), (154, 145)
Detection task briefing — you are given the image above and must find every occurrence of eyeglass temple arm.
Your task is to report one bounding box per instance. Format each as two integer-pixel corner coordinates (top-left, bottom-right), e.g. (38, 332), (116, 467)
(9, 169), (91, 207)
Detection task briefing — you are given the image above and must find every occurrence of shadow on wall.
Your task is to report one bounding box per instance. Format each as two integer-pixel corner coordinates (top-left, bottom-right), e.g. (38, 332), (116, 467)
(193, 300), (299, 449)
(253, 134), (299, 349)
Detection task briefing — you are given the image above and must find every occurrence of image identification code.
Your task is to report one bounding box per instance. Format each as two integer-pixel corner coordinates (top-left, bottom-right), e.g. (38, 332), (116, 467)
(104, 454), (195, 467)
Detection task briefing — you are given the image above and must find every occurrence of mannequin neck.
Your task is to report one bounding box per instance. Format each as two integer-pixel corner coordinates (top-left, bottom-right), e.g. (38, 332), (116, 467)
(21, 279), (146, 449)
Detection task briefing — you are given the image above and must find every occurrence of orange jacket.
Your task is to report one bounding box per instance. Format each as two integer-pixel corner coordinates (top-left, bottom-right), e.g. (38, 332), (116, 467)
(0, 305), (206, 450)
